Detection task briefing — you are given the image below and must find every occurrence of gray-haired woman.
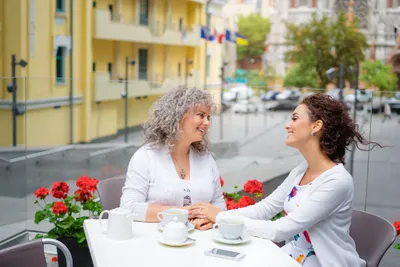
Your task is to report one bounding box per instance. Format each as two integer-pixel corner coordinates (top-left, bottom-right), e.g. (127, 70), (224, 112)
(120, 86), (227, 230)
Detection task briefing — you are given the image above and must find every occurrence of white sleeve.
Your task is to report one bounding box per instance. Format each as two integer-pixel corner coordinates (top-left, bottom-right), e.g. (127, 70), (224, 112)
(220, 176), (351, 243)
(120, 148), (151, 221)
(209, 156), (227, 211)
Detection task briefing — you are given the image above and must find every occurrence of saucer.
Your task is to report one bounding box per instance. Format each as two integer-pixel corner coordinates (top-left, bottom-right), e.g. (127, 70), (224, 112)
(158, 222), (195, 232)
(158, 236), (195, 247)
(212, 232), (252, 245)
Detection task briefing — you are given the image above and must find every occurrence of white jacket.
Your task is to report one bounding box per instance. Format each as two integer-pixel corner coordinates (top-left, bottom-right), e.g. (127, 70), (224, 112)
(217, 161), (365, 267)
(121, 145), (226, 221)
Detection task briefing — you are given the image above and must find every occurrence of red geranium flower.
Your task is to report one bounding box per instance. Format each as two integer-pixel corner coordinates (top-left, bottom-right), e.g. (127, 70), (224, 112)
(76, 176), (98, 192)
(51, 181), (69, 199)
(394, 221), (400, 236)
(52, 256), (58, 262)
(238, 196), (256, 208)
(220, 176), (224, 187)
(52, 202), (68, 216)
(226, 199), (239, 210)
(34, 187), (49, 199)
(74, 188), (92, 202)
(243, 180), (263, 195)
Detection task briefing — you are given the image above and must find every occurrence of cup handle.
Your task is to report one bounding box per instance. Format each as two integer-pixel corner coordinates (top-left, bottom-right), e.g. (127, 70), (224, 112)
(213, 224), (219, 232)
(156, 212), (164, 222)
(99, 210), (109, 233)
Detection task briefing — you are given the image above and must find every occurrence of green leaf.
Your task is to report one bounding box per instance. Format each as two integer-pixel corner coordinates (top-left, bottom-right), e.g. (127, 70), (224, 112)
(70, 205), (81, 213)
(82, 202), (94, 211)
(75, 229), (86, 244)
(56, 216), (74, 229)
(34, 210), (47, 224)
(233, 193), (241, 203)
(35, 233), (43, 239)
(394, 244), (400, 250)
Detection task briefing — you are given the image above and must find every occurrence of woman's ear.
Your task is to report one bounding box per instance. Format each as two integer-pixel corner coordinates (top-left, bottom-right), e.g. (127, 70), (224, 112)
(313, 120), (323, 134)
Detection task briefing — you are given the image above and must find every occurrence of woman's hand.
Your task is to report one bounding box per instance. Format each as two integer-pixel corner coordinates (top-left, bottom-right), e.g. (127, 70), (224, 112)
(188, 203), (221, 223)
(189, 218), (214, 231)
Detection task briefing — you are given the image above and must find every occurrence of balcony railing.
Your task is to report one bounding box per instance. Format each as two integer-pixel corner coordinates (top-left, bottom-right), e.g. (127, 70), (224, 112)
(94, 72), (201, 102)
(94, 9), (200, 47)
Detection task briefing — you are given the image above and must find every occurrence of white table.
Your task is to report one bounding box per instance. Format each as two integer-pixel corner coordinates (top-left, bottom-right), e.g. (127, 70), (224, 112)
(84, 220), (301, 267)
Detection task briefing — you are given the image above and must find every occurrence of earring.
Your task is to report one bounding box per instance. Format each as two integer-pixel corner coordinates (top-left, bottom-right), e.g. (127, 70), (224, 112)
(311, 131), (315, 136)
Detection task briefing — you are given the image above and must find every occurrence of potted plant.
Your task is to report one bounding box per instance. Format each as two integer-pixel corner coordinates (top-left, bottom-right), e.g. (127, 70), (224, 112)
(220, 177), (284, 220)
(34, 176), (102, 267)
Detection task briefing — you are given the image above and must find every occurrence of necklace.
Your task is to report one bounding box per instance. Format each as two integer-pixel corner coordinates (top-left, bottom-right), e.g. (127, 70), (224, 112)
(171, 155), (187, 179)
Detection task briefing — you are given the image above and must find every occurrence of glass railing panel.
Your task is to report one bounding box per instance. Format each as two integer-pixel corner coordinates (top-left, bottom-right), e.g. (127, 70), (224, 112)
(0, 77), (28, 247)
(363, 89), (399, 266)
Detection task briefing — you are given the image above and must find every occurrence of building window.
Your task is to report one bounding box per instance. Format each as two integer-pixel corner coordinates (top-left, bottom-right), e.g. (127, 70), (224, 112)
(56, 47), (66, 84)
(92, 62), (96, 72)
(108, 4), (113, 20)
(107, 62), (112, 79)
(56, 0), (65, 12)
(138, 49), (148, 80)
(206, 55), (211, 77)
(299, 0), (308, 7)
(179, 18), (183, 31)
(139, 0), (149, 25)
(178, 63), (181, 77)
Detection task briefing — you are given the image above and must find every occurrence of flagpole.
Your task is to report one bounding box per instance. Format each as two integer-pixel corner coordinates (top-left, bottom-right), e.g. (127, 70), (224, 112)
(204, 0), (212, 90)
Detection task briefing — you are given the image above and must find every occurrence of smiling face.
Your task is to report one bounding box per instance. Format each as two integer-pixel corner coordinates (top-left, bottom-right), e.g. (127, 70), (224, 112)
(179, 105), (211, 144)
(285, 104), (322, 149)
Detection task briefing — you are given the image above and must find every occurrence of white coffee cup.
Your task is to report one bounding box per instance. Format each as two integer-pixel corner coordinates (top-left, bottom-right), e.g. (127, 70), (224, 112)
(99, 208), (136, 240)
(213, 218), (245, 240)
(157, 208), (188, 225)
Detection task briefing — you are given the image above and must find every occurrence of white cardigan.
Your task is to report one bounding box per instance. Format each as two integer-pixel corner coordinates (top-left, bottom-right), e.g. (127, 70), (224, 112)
(120, 145), (227, 221)
(217, 161), (365, 267)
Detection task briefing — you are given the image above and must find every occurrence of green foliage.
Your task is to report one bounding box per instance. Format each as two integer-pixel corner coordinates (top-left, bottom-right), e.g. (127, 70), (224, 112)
(237, 14), (271, 60)
(285, 12), (368, 88)
(283, 63), (319, 88)
(360, 60), (398, 92)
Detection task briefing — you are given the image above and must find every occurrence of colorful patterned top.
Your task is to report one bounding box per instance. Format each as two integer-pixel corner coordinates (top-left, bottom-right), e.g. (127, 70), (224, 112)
(281, 183), (321, 267)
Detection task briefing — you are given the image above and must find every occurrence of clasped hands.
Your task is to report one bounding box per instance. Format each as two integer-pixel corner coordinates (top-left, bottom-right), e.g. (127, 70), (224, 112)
(187, 203), (221, 231)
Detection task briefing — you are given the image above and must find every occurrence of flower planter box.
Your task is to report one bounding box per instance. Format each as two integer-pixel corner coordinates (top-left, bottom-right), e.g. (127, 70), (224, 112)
(57, 238), (93, 267)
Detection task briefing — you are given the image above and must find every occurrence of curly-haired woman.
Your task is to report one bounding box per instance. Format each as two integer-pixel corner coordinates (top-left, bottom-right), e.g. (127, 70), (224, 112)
(120, 86), (226, 229)
(189, 93), (380, 267)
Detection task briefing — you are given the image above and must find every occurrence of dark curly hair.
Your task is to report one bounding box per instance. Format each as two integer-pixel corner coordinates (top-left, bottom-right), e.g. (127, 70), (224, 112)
(301, 93), (381, 164)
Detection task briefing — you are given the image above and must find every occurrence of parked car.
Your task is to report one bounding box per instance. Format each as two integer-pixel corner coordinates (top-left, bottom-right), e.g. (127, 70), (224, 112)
(344, 90), (373, 103)
(260, 91), (280, 102)
(276, 89), (301, 101)
(223, 85), (253, 102)
(232, 100), (258, 113)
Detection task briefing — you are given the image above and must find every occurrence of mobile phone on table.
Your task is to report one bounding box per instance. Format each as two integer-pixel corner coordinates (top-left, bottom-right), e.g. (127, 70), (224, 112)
(204, 248), (246, 261)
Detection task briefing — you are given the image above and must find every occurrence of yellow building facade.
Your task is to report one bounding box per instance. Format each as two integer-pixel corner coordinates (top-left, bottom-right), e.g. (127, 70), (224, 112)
(0, 0), (231, 147)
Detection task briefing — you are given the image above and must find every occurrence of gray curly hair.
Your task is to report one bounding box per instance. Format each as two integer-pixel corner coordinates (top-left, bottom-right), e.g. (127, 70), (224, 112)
(143, 86), (217, 154)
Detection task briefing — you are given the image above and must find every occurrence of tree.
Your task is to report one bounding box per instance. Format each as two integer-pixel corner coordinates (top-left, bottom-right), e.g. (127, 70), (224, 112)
(285, 12), (368, 88)
(360, 60), (398, 93)
(283, 63), (319, 89)
(237, 14), (271, 61)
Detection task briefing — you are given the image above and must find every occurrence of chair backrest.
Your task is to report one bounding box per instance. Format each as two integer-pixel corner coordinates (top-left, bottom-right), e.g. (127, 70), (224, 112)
(350, 210), (397, 267)
(0, 238), (73, 267)
(98, 174), (126, 211)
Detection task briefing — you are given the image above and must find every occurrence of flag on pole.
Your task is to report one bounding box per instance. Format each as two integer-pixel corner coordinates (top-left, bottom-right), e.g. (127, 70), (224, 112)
(200, 26), (215, 41)
(225, 30), (236, 43)
(235, 33), (249, 46)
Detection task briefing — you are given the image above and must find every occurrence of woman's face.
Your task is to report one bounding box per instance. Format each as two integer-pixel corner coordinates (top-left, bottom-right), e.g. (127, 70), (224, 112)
(179, 105), (211, 144)
(285, 104), (316, 149)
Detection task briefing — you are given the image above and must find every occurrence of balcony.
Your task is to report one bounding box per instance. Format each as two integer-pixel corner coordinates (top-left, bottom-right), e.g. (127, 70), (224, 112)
(94, 72), (202, 102)
(94, 9), (200, 47)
